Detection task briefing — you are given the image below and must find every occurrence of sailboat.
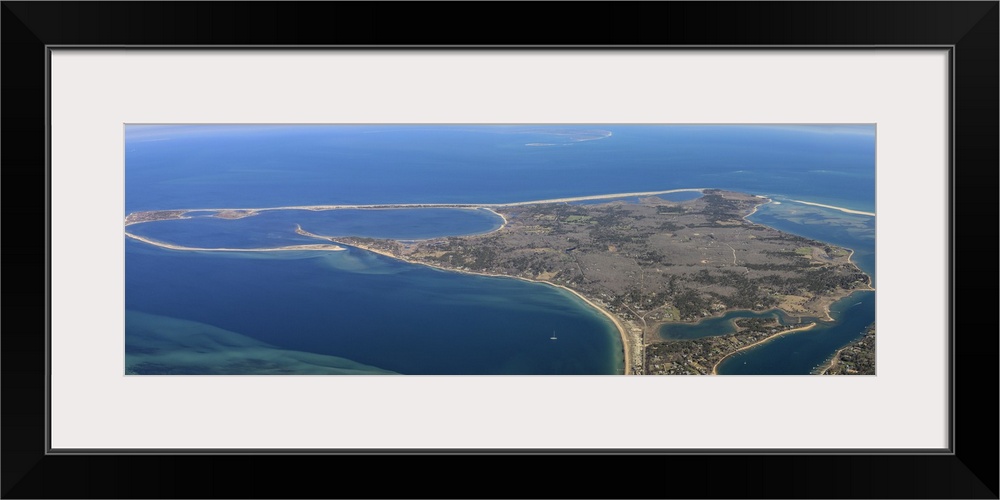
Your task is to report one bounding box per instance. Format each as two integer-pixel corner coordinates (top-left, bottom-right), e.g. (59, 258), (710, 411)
(550, 331), (558, 340)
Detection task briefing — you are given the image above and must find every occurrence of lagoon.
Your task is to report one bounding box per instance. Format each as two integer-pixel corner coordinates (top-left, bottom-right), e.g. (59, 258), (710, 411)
(125, 124), (875, 375)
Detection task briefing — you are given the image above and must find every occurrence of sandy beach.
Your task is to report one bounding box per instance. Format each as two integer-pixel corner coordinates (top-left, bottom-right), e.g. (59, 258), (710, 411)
(334, 240), (633, 375)
(127, 191), (872, 245)
(124, 188), (870, 376)
(786, 199), (875, 217)
(814, 347), (844, 375)
(710, 322), (817, 375)
(124, 188), (708, 217)
(125, 231), (345, 252)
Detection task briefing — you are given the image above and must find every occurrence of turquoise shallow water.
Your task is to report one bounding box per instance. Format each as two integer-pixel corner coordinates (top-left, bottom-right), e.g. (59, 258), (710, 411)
(125, 124), (875, 375)
(127, 208), (504, 249)
(715, 291), (875, 375)
(126, 125), (875, 213)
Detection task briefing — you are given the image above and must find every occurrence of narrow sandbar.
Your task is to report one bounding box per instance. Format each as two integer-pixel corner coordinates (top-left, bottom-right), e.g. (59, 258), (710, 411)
(711, 322), (817, 375)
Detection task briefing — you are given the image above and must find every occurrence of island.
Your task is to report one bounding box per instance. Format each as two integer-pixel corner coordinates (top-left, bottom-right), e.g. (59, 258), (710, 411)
(322, 190), (873, 375)
(124, 189), (874, 375)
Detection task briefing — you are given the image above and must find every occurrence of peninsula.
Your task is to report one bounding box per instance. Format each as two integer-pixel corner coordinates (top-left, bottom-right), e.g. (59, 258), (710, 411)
(124, 189), (873, 375)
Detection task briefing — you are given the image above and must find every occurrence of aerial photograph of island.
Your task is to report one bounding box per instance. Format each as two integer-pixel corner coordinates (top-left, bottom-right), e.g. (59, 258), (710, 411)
(125, 124), (875, 375)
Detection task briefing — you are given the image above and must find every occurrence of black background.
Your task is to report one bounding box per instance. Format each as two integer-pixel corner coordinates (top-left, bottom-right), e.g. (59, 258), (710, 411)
(3, 2), (997, 498)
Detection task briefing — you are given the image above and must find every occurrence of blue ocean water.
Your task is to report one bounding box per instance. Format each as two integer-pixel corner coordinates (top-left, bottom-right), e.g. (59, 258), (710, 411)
(125, 239), (623, 374)
(126, 125), (875, 212)
(715, 291), (875, 375)
(125, 124), (875, 375)
(660, 309), (800, 340)
(127, 208), (504, 248)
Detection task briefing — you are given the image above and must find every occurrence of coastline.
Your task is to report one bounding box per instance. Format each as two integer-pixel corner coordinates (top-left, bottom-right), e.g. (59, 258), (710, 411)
(742, 195), (771, 221)
(814, 346), (845, 375)
(655, 307), (792, 339)
(124, 192), (718, 375)
(123, 188), (708, 217)
(125, 231), (345, 253)
(746, 198), (874, 318)
(125, 188), (873, 375)
(741, 195), (872, 321)
(786, 199), (875, 217)
(336, 240), (633, 375)
(846, 248), (876, 291)
(710, 322), (817, 375)
(480, 207), (508, 229)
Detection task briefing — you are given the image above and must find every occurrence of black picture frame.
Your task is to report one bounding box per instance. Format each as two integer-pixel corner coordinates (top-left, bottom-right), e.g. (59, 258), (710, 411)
(3, 2), (997, 498)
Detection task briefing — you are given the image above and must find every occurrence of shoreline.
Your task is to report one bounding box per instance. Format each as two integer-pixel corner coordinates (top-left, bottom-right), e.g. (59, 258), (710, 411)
(123, 188), (709, 218)
(814, 346), (845, 375)
(655, 307), (794, 339)
(480, 207), (508, 229)
(746, 198), (874, 316)
(336, 240), (633, 375)
(846, 248), (877, 291)
(786, 199), (875, 217)
(742, 195), (771, 221)
(710, 322), (817, 375)
(125, 188), (873, 375)
(125, 231), (345, 253)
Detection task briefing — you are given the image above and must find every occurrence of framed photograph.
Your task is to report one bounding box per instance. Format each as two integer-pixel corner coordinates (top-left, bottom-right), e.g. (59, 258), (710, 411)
(4, 2), (996, 498)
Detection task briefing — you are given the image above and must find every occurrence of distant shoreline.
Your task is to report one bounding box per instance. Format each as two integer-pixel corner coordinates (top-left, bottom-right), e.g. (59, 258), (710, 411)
(120, 189), (712, 376)
(333, 240), (633, 375)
